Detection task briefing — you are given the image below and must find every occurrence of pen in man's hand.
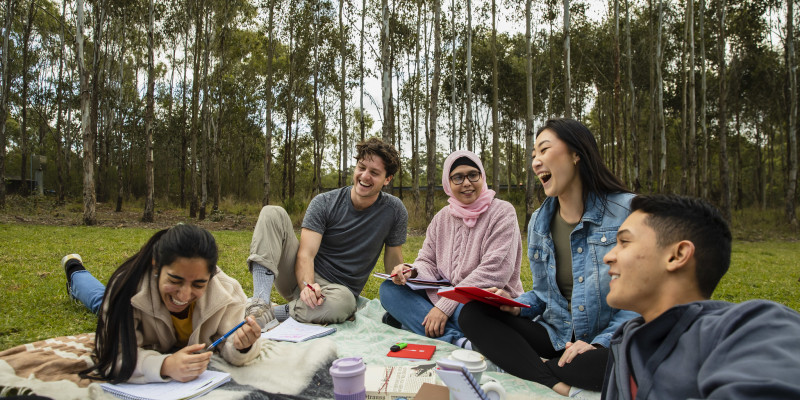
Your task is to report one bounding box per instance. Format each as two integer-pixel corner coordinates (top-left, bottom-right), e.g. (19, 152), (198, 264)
(204, 320), (247, 352)
(303, 281), (325, 299)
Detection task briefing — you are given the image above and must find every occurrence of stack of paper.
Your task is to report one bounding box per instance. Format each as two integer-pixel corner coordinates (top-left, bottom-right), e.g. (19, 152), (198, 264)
(100, 370), (230, 400)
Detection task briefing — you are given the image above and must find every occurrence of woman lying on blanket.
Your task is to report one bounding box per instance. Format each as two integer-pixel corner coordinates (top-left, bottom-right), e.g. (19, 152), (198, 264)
(379, 150), (524, 349)
(63, 224), (263, 384)
(458, 118), (638, 396)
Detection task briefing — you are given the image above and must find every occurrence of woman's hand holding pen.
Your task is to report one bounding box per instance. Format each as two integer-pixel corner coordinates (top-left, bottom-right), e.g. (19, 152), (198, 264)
(232, 316), (261, 352)
(390, 263), (417, 285)
(161, 344), (211, 382)
(485, 287), (521, 316)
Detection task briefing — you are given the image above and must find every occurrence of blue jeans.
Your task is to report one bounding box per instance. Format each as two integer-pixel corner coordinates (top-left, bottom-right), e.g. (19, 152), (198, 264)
(69, 270), (105, 314)
(379, 280), (465, 345)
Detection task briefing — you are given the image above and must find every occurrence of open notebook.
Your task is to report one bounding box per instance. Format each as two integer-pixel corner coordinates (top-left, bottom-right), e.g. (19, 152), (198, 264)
(260, 317), (336, 342)
(100, 370), (230, 400)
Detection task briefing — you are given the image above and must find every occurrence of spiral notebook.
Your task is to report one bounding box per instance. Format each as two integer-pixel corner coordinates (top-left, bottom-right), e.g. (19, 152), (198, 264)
(100, 370), (230, 400)
(434, 359), (489, 400)
(260, 317), (336, 342)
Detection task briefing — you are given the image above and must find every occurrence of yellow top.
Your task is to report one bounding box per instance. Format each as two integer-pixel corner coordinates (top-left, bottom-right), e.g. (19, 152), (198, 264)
(170, 303), (195, 347)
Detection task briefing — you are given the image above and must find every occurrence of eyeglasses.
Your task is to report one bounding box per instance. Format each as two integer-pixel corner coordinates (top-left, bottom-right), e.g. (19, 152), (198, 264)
(449, 171), (481, 185)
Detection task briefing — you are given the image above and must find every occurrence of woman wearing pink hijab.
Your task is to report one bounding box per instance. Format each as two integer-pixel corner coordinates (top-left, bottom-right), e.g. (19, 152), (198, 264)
(379, 150), (523, 348)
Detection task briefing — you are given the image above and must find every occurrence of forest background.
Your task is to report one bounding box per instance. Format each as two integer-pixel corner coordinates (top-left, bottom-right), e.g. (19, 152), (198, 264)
(1, 0), (799, 229)
(1, 0), (799, 351)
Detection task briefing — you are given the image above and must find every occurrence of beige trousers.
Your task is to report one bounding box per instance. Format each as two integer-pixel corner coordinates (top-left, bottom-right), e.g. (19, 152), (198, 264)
(247, 206), (357, 324)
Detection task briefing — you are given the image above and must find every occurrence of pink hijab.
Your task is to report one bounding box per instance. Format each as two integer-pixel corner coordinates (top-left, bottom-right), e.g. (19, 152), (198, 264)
(442, 150), (496, 228)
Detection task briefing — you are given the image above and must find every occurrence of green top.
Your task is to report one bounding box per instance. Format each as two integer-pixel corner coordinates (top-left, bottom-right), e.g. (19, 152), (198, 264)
(551, 205), (579, 311)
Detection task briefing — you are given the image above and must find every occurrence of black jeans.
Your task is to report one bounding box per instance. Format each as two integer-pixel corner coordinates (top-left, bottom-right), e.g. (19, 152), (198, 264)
(459, 301), (608, 391)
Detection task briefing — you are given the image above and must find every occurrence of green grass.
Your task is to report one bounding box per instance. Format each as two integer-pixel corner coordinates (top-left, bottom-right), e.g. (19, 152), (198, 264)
(0, 223), (797, 351)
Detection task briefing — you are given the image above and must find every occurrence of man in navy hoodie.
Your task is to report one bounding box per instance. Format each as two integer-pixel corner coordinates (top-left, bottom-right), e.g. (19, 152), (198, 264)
(601, 194), (800, 399)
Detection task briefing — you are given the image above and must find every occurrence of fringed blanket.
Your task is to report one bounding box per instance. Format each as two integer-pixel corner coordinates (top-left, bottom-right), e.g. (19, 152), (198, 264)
(0, 299), (588, 400)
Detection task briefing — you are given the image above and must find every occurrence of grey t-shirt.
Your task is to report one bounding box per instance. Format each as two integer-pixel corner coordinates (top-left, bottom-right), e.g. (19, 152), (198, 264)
(302, 186), (408, 296)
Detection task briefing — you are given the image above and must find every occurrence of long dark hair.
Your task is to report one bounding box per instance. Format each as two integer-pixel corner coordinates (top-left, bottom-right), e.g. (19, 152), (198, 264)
(82, 224), (218, 383)
(536, 118), (631, 209)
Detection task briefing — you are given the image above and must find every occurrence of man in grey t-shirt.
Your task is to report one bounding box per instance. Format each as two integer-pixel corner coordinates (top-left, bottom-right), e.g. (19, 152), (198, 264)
(247, 138), (408, 324)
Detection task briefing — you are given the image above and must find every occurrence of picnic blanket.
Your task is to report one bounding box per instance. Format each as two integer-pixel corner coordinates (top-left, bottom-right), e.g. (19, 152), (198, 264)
(0, 298), (587, 399)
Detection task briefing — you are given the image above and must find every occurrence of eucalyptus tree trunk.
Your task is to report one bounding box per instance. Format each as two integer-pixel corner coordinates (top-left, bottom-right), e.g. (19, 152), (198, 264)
(263, 0), (275, 206)
(525, 0), (536, 223)
(381, 0), (393, 143)
(0, 0), (12, 207)
(20, 0), (36, 196)
(563, 0), (571, 119)
(199, 9), (211, 220)
(91, 1), (106, 202)
(339, 0), (348, 188)
(656, 1), (666, 193)
(680, 2), (688, 194)
(412, 0), (422, 215)
(189, 0), (203, 217)
(427, 0), (441, 222)
(647, 0), (655, 191)
(359, 0), (365, 142)
(786, 0), (798, 226)
(77, 0), (96, 225)
(688, 0), (697, 196)
(180, 5), (189, 209)
(625, 0), (639, 191)
(312, 3), (322, 195)
(491, 0), (499, 190)
(142, 0), (156, 222)
(465, 0), (473, 151)
(54, 0), (67, 204)
(613, 0), (621, 178)
(718, 0), (731, 221)
(116, 9), (126, 213)
(700, 0), (708, 199)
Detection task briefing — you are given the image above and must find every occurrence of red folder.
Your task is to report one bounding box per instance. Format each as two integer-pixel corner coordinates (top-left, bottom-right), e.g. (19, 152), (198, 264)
(387, 344), (437, 360)
(437, 287), (531, 308)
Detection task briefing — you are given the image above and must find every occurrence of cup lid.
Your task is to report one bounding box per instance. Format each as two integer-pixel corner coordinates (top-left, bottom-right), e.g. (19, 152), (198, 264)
(330, 357), (366, 378)
(450, 349), (487, 373)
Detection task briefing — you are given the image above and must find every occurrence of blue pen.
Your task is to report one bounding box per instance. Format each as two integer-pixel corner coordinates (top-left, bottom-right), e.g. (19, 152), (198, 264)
(204, 320), (246, 352)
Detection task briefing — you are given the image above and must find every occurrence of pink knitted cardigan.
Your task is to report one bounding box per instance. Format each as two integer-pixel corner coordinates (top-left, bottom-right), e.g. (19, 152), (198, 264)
(413, 198), (524, 316)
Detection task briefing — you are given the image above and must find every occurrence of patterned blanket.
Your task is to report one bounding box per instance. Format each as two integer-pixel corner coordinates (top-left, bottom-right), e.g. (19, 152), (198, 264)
(0, 299), (574, 400)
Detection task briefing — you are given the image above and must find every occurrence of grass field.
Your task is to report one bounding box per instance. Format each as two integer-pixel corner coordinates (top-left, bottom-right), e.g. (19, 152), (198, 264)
(1, 222), (797, 351)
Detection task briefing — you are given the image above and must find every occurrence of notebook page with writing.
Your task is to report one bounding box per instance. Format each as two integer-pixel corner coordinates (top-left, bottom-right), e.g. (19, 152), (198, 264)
(260, 317), (336, 342)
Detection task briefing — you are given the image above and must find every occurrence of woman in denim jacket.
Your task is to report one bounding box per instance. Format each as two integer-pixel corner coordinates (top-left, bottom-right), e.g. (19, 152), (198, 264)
(459, 118), (638, 396)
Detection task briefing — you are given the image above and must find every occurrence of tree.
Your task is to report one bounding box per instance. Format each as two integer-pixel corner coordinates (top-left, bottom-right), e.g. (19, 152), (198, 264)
(20, 0), (37, 196)
(426, 0), (441, 222)
(625, 0), (639, 191)
(142, 0), (156, 222)
(339, 0), (348, 188)
(381, 0), (393, 143)
(700, 0), (708, 199)
(77, 0), (96, 225)
(525, 0), (536, 222)
(786, 0), (798, 226)
(0, 0), (13, 208)
(656, 0), (666, 193)
(718, 0), (731, 221)
(687, 0), (697, 196)
(491, 0), (499, 190)
(563, 0), (571, 118)
(262, 0), (276, 206)
(465, 0), (473, 151)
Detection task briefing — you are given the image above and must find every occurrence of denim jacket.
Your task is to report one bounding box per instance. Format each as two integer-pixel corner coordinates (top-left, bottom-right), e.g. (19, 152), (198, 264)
(516, 192), (638, 350)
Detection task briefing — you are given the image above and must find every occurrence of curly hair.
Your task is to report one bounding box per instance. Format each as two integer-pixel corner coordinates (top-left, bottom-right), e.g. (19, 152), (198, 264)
(354, 137), (400, 178)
